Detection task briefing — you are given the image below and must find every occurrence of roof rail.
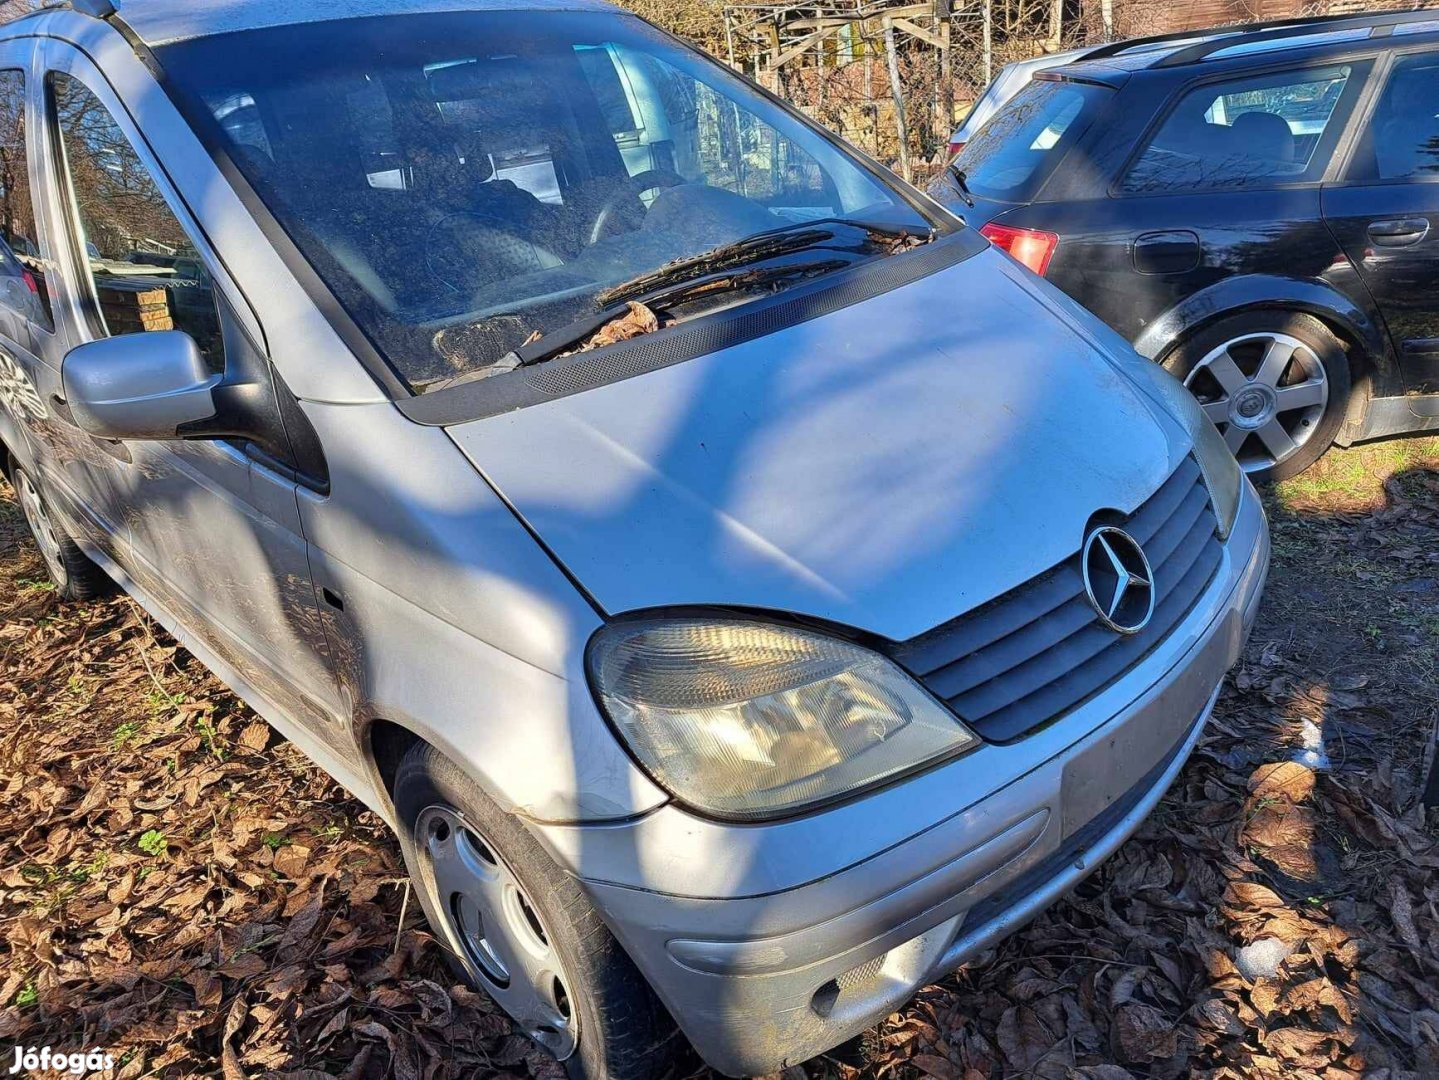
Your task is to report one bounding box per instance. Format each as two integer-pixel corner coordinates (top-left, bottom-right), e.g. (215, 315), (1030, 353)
(1082, 8), (1439, 65)
(1080, 17), (1299, 61)
(1154, 7), (1439, 68)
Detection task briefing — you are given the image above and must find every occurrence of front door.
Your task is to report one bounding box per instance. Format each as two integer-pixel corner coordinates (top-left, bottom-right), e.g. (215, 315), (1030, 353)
(40, 44), (348, 747)
(1324, 48), (1439, 397)
(0, 47), (127, 558)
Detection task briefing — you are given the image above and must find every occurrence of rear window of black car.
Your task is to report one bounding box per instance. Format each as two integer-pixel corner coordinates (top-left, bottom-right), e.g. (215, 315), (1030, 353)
(955, 79), (1112, 201)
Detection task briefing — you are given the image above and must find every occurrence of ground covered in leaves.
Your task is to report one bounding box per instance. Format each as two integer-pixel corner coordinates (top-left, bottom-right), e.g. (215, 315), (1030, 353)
(3, 439), (1438, 1080)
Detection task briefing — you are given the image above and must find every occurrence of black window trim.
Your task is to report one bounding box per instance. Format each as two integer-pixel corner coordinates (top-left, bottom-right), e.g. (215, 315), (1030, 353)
(1331, 43), (1439, 187)
(1107, 53), (1379, 200)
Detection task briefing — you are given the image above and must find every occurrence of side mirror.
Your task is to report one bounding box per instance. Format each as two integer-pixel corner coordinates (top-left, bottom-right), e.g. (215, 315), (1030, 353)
(61, 331), (219, 441)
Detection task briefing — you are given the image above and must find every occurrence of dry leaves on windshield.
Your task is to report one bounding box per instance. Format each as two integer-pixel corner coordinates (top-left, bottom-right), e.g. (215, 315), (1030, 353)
(568, 300), (660, 355)
(875, 231), (929, 255)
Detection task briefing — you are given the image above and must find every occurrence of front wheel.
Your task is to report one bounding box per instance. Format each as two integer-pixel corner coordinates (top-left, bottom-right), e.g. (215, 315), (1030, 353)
(392, 743), (684, 1080)
(1161, 310), (1352, 482)
(11, 465), (111, 600)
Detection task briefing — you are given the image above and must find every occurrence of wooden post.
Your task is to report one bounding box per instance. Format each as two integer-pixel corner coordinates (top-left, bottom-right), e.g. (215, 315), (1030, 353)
(764, 20), (780, 91)
(1049, 0), (1062, 50)
(1101, 0), (1115, 42)
(864, 48), (877, 158)
(982, 0), (993, 86)
(816, 30), (826, 111)
(939, 18), (952, 142)
(882, 16), (912, 183)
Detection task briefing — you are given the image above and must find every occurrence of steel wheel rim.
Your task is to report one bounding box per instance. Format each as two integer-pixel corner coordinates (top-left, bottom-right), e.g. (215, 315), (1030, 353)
(1183, 331), (1328, 473)
(417, 805), (578, 1060)
(15, 471), (66, 584)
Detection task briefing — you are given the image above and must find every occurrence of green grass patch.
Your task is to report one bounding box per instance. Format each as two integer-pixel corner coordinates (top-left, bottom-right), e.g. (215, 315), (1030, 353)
(1277, 436), (1439, 510)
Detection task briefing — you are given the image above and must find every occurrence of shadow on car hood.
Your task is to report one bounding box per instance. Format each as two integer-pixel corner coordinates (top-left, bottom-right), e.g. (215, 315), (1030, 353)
(444, 250), (1185, 641)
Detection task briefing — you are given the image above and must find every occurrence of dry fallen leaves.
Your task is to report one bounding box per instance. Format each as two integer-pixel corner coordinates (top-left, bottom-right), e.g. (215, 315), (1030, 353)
(572, 300), (660, 354)
(2, 447), (1437, 1079)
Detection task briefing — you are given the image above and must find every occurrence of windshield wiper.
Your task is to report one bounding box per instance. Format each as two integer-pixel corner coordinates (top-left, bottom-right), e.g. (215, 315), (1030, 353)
(597, 217), (934, 309)
(494, 258), (851, 373)
(434, 219), (937, 389)
(947, 164), (976, 209)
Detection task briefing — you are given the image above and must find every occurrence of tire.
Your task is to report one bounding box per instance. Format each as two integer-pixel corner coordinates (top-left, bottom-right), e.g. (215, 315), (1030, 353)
(1160, 310), (1352, 482)
(392, 743), (685, 1080)
(10, 465), (112, 600)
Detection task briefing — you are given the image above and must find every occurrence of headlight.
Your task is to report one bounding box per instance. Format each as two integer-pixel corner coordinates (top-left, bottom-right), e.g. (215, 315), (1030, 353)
(1114, 354), (1243, 538)
(587, 617), (978, 820)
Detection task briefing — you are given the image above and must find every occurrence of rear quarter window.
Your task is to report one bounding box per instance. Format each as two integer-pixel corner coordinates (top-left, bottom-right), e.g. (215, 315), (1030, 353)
(955, 79), (1112, 201)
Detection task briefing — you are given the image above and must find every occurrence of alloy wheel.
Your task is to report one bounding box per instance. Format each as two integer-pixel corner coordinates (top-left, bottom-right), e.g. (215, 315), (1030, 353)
(15, 470), (67, 586)
(417, 805), (579, 1060)
(1183, 331), (1329, 474)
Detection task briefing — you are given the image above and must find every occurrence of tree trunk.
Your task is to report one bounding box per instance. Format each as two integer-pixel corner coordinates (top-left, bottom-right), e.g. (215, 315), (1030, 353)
(982, 0), (993, 86)
(882, 17), (912, 183)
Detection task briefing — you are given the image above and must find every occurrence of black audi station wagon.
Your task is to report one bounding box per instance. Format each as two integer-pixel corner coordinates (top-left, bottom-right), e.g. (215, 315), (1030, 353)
(931, 9), (1439, 479)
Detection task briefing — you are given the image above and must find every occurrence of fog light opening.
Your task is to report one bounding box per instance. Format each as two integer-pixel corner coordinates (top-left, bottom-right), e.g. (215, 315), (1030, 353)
(811, 952), (890, 1019)
(810, 979), (841, 1019)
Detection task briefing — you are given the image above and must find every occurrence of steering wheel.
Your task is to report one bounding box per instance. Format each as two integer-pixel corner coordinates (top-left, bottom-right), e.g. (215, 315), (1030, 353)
(588, 168), (688, 245)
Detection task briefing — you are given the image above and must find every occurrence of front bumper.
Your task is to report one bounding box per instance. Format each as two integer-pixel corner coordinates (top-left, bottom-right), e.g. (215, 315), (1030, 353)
(537, 482), (1269, 1076)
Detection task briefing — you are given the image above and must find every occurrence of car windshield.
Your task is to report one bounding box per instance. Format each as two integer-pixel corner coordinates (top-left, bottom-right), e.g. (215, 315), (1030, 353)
(156, 11), (945, 392)
(956, 78), (1112, 202)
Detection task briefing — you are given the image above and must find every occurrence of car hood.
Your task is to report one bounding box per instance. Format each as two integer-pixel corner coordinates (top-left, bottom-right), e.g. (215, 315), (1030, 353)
(445, 248), (1187, 642)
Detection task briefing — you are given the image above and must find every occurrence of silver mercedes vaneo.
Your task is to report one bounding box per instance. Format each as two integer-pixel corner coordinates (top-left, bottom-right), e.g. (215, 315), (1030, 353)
(0, 1), (1268, 1075)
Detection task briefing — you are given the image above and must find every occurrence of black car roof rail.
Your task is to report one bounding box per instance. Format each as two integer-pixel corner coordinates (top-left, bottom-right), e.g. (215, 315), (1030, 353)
(1080, 18), (1304, 61)
(1154, 8), (1439, 68)
(1081, 8), (1439, 66)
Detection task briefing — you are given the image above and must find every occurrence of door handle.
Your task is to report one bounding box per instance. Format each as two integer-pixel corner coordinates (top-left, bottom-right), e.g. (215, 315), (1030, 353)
(1367, 217), (1430, 247)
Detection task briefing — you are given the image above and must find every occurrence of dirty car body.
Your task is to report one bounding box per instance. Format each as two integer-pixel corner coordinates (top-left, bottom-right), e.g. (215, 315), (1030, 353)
(0, 1), (1267, 1075)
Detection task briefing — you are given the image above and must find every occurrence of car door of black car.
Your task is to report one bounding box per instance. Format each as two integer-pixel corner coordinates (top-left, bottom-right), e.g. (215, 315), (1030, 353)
(1324, 47), (1439, 397)
(1026, 60), (1372, 348)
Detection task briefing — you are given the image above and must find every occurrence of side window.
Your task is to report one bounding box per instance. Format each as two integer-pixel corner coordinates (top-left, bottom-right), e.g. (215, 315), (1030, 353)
(692, 82), (833, 216)
(1361, 53), (1439, 180)
(427, 60), (565, 206)
(583, 44), (847, 218)
(0, 69), (54, 331)
(344, 78), (409, 191)
(1121, 65), (1356, 195)
(577, 46), (643, 144)
(50, 72), (225, 370)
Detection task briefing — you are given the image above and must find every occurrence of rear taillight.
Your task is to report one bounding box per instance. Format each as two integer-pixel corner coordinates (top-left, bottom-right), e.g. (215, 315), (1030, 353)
(980, 223), (1059, 277)
(21, 269), (38, 294)
(947, 140), (966, 159)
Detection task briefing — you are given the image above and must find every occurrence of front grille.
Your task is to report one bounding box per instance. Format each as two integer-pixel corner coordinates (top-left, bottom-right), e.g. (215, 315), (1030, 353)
(892, 457), (1222, 742)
